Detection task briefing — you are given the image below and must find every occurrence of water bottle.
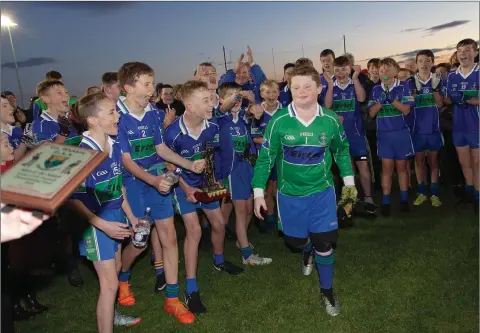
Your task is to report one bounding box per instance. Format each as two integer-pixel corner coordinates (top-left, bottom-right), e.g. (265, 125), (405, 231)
(132, 207), (152, 248)
(164, 167), (182, 185)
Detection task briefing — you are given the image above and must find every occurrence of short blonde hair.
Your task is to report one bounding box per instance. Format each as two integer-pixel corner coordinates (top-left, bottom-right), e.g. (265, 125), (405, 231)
(260, 79), (279, 93)
(177, 80), (208, 102)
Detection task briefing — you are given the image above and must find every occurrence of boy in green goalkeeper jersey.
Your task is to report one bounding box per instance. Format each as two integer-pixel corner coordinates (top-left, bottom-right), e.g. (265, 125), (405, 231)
(251, 66), (358, 317)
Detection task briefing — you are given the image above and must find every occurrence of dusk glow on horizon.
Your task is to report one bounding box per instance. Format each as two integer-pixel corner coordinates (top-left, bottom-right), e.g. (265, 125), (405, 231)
(1, 1), (478, 105)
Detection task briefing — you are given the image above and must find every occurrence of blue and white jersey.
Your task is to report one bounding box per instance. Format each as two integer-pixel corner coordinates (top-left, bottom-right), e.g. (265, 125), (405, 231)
(411, 73), (443, 134)
(278, 82), (292, 107)
(116, 98), (164, 179)
(32, 111), (81, 146)
(318, 73), (336, 106)
(251, 101), (282, 150)
(217, 115), (255, 180)
(367, 80), (415, 132)
(164, 115), (219, 188)
(71, 132), (124, 215)
(443, 63), (479, 133)
(1, 124), (23, 149)
(324, 79), (364, 137)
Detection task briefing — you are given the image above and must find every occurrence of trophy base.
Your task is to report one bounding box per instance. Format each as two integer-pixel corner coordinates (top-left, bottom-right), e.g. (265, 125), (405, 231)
(194, 187), (230, 203)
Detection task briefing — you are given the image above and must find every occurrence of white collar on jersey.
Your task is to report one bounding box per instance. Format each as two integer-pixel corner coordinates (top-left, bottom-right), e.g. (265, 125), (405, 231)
(455, 63), (479, 80)
(381, 79), (400, 92)
(116, 96), (155, 121)
(261, 101), (282, 116)
(179, 115), (210, 136)
(288, 103), (323, 127)
(40, 110), (58, 123)
(214, 94), (220, 110)
(334, 78), (353, 90)
(1, 124), (14, 136)
(415, 72), (433, 85)
(82, 131), (114, 158)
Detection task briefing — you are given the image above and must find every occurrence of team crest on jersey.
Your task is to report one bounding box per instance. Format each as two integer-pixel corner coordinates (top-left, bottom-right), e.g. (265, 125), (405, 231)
(318, 133), (328, 146)
(42, 154), (69, 169)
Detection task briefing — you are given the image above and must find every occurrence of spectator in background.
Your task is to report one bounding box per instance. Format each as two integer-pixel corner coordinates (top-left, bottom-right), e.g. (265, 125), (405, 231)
(435, 63), (451, 80)
(155, 84), (185, 118)
(84, 86), (101, 96)
(450, 51), (460, 71)
(218, 46), (267, 105)
(2, 91), (27, 129)
(404, 58), (417, 73)
(101, 72), (121, 102)
(173, 84), (183, 100)
(278, 63), (294, 106)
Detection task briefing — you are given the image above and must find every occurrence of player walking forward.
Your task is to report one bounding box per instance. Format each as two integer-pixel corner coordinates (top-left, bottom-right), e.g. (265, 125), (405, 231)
(252, 66), (358, 316)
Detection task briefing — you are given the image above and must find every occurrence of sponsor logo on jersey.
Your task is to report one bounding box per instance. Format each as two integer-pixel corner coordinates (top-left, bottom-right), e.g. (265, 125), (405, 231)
(282, 144), (326, 165)
(284, 135), (295, 140)
(181, 149), (189, 155)
(127, 130), (134, 135)
(300, 132), (313, 137)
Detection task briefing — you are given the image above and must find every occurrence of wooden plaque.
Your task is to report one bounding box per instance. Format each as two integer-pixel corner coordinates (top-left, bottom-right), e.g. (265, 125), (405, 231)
(1, 142), (107, 214)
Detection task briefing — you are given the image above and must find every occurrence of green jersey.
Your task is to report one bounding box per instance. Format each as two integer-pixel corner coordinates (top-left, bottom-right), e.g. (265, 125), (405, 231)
(251, 104), (353, 196)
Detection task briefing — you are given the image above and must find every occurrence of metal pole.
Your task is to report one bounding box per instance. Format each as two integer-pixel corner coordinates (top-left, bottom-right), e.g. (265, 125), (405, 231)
(222, 46), (227, 72)
(343, 35), (347, 54)
(271, 48), (277, 81)
(7, 26), (24, 108)
(301, 44), (305, 58)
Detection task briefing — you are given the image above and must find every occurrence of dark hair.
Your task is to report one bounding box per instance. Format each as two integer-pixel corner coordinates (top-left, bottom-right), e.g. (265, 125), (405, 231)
(71, 92), (109, 125)
(101, 72), (118, 85)
(320, 49), (335, 59)
(2, 91), (14, 97)
(118, 62), (154, 91)
(436, 63), (451, 72)
(284, 63), (295, 71)
(416, 49), (435, 63)
(155, 83), (164, 95)
(367, 58), (381, 69)
(217, 82), (242, 99)
(287, 66), (321, 87)
(45, 70), (62, 80)
(333, 56), (350, 67)
(36, 80), (64, 96)
(457, 38), (478, 49)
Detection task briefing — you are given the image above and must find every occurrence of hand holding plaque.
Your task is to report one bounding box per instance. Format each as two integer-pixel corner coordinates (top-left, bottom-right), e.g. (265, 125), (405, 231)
(193, 142), (230, 203)
(1, 142), (108, 214)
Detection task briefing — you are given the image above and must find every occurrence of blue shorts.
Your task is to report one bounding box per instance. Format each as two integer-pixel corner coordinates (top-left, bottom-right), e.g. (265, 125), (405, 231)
(453, 132), (479, 149)
(79, 208), (127, 262)
(412, 132), (443, 152)
(124, 175), (174, 221)
(377, 128), (414, 160)
(347, 133), (369, 159)
(224, 161), (253, 200)
(277, 187), (338, 238)
(173, 185), (220, 215)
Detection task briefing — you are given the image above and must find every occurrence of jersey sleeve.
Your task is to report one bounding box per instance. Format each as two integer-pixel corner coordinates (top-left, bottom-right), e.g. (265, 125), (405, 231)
(400, 83), (415, 106)
(117, 119), (131, 155)
(33, 120), (57, 143)
(329, 114), (354, 179)
(250, 65), (267, 104)
(163, 125), (178, 152)
(251, 115), (281, 191)
(367, 86), (379, 111)
(217, 125), (234, 180)
(151, 113), (164, 145)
